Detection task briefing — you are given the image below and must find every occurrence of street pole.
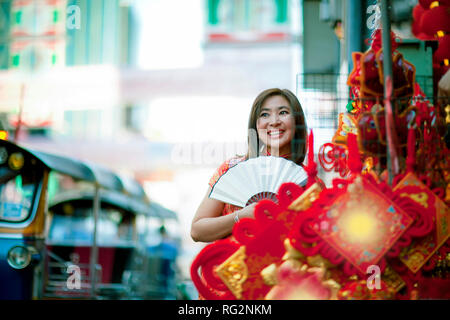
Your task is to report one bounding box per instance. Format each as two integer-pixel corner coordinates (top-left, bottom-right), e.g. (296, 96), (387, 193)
(380, 0), (397, 185)
(346, 0), (363, 73)
(90, 186), (100, 298)
(14, 84), (25, 142)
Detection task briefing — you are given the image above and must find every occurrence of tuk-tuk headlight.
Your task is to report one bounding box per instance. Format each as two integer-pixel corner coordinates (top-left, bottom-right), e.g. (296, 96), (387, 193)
(7, 246), (31, 269)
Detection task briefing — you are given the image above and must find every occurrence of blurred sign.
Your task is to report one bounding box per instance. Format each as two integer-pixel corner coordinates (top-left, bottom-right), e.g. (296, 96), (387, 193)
(10, 0), (66, 70)
(11, 0), (66, 36)
(206, 0), (291, 43)
(0, 65), (120, 113)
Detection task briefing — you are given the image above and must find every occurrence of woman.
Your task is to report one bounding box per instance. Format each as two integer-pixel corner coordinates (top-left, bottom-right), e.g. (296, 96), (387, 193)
(190, 88), (307, 242)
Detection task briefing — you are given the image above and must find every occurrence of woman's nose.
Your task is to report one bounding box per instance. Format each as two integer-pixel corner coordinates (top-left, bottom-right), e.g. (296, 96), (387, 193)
(270, 114), (281, 125)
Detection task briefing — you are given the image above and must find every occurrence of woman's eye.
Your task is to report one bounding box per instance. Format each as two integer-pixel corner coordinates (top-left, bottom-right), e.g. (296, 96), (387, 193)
(260, 113), (269, 118)
(280, 110), (289, 115)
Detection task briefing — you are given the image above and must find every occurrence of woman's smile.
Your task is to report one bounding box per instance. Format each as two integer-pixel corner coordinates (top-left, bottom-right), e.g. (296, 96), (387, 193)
(267, 129), (285, 138)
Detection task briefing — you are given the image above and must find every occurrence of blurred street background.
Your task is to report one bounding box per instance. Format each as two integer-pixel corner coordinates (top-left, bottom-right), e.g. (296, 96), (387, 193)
(0, 0), (423, 291)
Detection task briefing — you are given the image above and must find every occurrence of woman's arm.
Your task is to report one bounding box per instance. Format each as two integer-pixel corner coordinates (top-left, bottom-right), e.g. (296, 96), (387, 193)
(191, 187), (256, 242)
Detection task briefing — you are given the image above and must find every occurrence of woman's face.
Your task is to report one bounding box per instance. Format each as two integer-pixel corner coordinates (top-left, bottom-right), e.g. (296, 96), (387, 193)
(256, 95), (295, 156)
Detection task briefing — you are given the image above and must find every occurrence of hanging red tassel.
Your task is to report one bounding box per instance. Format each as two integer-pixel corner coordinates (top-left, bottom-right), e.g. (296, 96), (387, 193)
(406, 128), (416, 173)
(304, 129), (318, 187)
(347, 133), (362, 174)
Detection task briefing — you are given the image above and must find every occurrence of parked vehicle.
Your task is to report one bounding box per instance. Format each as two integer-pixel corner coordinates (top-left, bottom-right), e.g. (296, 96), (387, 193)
(0, 139), (180, 299)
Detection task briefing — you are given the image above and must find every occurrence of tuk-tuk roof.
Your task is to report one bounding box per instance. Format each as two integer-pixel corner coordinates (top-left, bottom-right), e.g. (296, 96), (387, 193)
(31, 150), (97, 184)
(84, 160), (124, 193)
(33, 148), (147, 200)
(49, 191), (176, 220)
(31, 150), (127, 193)
(49, 190), (151, 216)
(0, 140), (147, 199)
(149, 202), (178, 220)
(119, 174), (147, 200)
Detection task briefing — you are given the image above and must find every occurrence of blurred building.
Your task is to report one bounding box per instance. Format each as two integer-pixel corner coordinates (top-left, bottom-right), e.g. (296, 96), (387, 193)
(0, 0), (137, 140)
(205, 0), (291, 43)
(0, 0), (135, 69)
(61, 0), (138, 140)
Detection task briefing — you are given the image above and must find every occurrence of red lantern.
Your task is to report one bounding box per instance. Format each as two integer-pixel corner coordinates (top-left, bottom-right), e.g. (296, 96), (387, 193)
(419, 0), (450, 9)
(435, 34), (450, 64)
(419, 0), (435, 9)
(420, 6), (450, 36)
(412, 4), (434, 40)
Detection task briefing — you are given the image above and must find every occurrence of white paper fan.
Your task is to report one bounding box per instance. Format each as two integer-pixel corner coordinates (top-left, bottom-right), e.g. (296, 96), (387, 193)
(209, 156), (308, 207)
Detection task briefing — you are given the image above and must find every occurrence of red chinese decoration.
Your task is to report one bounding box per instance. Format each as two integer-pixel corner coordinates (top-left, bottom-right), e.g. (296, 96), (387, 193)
(191, 28), (450, 300)
(412, 0), (450, 77)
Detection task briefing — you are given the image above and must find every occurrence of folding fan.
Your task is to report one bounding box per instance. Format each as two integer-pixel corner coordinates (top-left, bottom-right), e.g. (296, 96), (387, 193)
(209, 156), (308, 207)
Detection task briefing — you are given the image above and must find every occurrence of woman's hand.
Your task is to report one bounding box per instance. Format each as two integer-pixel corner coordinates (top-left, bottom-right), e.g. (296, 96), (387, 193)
(191, 188), (258, 242)
(235, 202), (257, 220)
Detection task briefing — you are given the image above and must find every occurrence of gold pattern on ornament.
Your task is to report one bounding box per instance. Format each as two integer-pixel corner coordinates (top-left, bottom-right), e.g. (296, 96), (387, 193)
(445, 104), (450, 124)
(381, 264), (406, 293)
(282, 238), (305, 261)
(306, 254), (336, 269)
(289, 183), (323, 211)
(400, 192), (429, 208)
(260, 263), (278, 286)
(362, 157), (374, 175)
(322, 279), (341, 300)
(215, 246), (248, 299)
(263, 237), (341, 300)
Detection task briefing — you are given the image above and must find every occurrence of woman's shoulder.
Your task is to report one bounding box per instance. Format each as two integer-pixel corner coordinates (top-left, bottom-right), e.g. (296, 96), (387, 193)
(227, 155), (247, 167)
(208, 155), (247, 187)
(217, 155), (247, 170)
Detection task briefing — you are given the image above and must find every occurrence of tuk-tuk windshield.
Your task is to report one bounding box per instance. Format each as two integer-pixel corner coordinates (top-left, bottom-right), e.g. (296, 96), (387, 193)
(0, 166), (40, 223)
(48, 201), (135, 246)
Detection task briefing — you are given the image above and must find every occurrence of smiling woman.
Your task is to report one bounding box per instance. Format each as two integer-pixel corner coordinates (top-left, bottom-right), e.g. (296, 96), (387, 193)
(248, 88), (307, 161)
(190, 88), (308, 243)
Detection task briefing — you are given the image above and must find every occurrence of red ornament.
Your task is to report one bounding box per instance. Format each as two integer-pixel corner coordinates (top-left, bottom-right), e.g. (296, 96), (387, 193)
(190, 239), (240, 299)
(435, 34), (450, 63)
(191, 182), (312, 300)
(318, 143), (349, 178)
(419, 6), (450, 36)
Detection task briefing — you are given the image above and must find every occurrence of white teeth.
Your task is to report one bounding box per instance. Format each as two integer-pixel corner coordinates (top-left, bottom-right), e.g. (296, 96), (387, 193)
(269, 131), (283, 136)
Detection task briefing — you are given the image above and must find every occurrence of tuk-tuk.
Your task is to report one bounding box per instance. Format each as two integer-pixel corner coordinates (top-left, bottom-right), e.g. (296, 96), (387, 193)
(46, 190), (181, 299)
(0, 139), (180, 299)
